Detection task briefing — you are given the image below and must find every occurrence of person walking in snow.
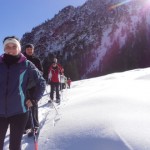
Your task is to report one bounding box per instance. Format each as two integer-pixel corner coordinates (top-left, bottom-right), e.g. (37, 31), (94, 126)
(67, 77), (72, 89)
(60, 73), (67, 90)
(48, 58), (63, 104)
(0, 36), (46, 150)
(23, 43), (44, 136)
(24, 43), (43, 73)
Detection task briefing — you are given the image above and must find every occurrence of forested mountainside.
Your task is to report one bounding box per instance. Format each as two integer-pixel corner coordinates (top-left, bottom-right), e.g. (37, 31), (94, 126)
(21, 0), (150, 80)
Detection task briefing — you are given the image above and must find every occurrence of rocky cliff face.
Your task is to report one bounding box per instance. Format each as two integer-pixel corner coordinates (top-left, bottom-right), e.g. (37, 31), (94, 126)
(21, 0), (150, 80)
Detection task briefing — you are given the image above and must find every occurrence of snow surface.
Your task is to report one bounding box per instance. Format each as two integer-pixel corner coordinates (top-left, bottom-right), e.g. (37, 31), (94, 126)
(4, 67), (150, 150)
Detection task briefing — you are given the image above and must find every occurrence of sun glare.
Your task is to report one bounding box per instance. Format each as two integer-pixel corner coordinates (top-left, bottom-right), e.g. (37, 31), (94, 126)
(109, 0), (131, 10)
(108, 0), (150, 11)
(145, 0), (150, 5)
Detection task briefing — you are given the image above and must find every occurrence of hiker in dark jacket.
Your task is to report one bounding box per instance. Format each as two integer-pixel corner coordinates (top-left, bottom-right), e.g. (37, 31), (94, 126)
(24, 44), (43, 73)
(0, 36), (46, 150)
(24, 43), (44, 136)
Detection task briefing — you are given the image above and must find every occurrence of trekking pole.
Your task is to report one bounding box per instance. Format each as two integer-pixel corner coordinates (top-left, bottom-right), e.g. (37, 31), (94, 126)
(30, 108), (38, 150)
(47, 91), (60, 126)
(49, 98), (59, 115)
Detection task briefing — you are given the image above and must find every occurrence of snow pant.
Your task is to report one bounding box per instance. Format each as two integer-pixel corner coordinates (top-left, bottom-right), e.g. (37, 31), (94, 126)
(0, 112), (29, 150)
(25, 103), (39, 130)
(50, 82), (60, 100)
(67, 84), (70, 89)
(60, 83), (66, 90)
(60, 83), (63, 91)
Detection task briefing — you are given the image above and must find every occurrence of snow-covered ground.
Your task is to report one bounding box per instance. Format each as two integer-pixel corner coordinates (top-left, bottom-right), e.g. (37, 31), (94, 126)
(4, 67), (150, 150)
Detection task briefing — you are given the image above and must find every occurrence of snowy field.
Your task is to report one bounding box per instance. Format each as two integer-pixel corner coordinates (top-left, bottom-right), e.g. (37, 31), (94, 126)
(4, 67), (150, 150)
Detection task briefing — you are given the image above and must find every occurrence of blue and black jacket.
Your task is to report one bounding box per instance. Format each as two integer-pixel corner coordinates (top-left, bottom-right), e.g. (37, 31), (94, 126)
(0, 53), (46, 117)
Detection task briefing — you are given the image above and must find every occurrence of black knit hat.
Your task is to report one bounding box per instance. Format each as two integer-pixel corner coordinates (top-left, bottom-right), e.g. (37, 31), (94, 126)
(25, 43), (34, 49)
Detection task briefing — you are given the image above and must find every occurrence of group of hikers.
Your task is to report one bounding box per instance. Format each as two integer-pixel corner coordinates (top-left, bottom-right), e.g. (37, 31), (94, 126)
(0, 36), (72, 150)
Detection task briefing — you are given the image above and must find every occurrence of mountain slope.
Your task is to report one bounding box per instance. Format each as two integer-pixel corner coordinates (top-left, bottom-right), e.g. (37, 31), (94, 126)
(21, 0), (150, 80)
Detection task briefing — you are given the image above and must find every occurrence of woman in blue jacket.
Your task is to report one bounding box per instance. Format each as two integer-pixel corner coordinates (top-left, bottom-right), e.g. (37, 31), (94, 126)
(0, 36), (46, 150)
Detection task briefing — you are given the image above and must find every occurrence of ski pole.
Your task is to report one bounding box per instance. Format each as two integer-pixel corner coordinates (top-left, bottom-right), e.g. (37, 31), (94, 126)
(30, 107), (38, 150)
(49, 98), (59, 115)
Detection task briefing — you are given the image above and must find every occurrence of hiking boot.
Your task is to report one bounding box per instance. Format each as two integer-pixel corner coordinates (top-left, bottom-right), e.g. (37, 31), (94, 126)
(56, 99), (60, 104)
(27, 127), (39, 137)
(27, 129), (33, 137)
(28, 130), (33, 137)
(48, 100), (51, 103)
(48, 99), (53, 103)
(23, 129), (31, 134)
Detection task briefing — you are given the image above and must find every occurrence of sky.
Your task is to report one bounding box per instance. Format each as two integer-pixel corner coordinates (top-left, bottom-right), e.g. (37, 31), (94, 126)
(4, 67), (150, 150)
(0, 0), (87, 55)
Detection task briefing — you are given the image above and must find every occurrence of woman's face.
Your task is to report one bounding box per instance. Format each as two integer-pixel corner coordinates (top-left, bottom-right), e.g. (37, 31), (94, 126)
(4, 43), (19, 56)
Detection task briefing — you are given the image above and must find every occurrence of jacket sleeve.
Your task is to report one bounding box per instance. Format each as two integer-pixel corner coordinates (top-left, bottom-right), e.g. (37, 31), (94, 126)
(27, 61), (46, 101)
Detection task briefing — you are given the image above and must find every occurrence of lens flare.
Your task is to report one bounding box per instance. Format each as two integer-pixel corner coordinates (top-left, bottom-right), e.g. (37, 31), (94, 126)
(109, 0), (150, 11)
(109, 0), (132, 10)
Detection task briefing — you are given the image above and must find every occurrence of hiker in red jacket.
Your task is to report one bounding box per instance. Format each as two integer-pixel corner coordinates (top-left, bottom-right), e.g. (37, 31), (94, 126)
(67, 77), (72, 89)
(48, 58), (63, 103)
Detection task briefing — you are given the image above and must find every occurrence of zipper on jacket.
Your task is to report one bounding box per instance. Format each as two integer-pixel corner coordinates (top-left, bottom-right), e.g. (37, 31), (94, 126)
(5, 66), (10, 116)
